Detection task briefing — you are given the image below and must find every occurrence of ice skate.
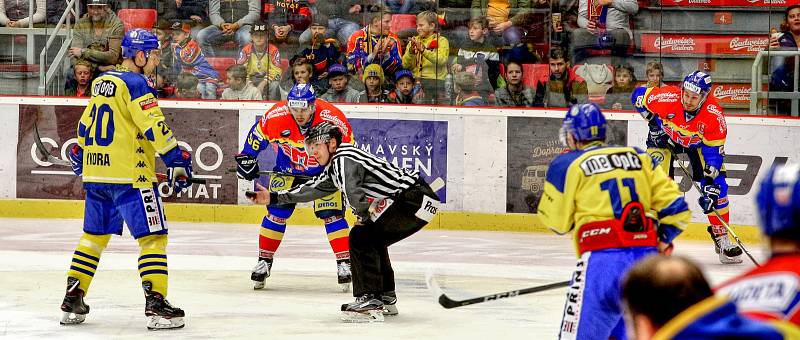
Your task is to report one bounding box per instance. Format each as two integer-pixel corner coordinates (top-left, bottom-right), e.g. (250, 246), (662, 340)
(381, 291), (398, 316)
(340, 294), (385, 323)
(707, 226), (743, 264)
(337, 259), (351, 293)
(60, 277), (88, 325)
(143, 281), (185, 330)
(251, 259), (272, 290)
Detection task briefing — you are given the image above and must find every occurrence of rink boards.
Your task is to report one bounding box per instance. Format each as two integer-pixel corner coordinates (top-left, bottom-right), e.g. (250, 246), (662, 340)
(1, 97), (798, 241)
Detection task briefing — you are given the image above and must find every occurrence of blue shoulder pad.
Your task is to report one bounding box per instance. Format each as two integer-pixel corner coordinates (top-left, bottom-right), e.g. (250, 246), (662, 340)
(631, 86), (648, 115)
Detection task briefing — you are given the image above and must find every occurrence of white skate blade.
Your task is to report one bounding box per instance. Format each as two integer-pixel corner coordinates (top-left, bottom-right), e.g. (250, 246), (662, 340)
(340, 283), (350, 293)
(341, 310), (384, 323)
(383, 304), (398, 316)
(719, 254), (744, 264)
(253, 280), (266, 290)
(60, 312), (86, 325)
(147, 316), (185, 330)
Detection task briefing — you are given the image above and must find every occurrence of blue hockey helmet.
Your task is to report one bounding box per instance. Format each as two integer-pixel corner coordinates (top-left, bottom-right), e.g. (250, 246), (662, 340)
(756, 163), (800, 240)
(561, 103), (607, 144)
(121, 28), (160, 59)
(682, 71), (712, 99)
(287, 83), (316, 110)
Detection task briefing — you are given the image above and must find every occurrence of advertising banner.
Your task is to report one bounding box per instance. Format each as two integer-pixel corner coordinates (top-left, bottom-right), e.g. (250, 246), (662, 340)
(659, 0), (790, 6)
(255, 117), (449, 200)
(16, 105), (238, 204)
(506, 117), (627, 213)
(640, 33), (769, 55)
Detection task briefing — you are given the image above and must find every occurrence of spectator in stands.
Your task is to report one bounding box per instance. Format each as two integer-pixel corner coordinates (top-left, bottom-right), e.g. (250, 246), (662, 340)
(172, 21), (221, 99)
(69, 0), (124, 73)
(238, 22), (283, 98)
(769, 4), (800, 115)
(297, 15), (342, 95)
(451, 18), (499, 94)
(154, 73), (175, 98)
(197, 0), (259, 57)
(161, 0), (209, 35)
(299, 0), (360, 46)
(274, 57), (314, 99)
(153, 20), (178, 86)
(571, 0), (637, 64)
(454, 71), (485, 106)
(469, 0), (529, 46)
(534, 46), (588, 107)
(175, 72), (201, 99)
(64, 60), (94, 97)
(264, 0), (312, 49)
(388, 69), (423, 104)
(385, 0), (436, 14)
(320, 63), (360, 103)
(47, 0), (68, 25)
(645, 60), (665, 88)
(0, 0), (45, 27)
(359, 63), (390, 103)
(494, 61), (534, 107)
(604, 63), (635, 110)
(346, 5), (403, 78)
(402, 11), (449, 104)
(622, 255), (800, 339)
(222, 64), (263, 100)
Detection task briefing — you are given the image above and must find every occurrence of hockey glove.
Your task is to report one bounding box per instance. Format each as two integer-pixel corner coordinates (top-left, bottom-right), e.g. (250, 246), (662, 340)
(68, 144), (83, 176)
(698, 183), (721, 214)
(235, 153), (260, 181)
(161, 147), (193, 190)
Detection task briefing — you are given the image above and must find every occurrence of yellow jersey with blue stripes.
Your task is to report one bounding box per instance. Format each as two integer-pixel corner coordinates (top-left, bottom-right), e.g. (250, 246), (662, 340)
(77, 69), (178, 187)
(537, 143), (690, 254)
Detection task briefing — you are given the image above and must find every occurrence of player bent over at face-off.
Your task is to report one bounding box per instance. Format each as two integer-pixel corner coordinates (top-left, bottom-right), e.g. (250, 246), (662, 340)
(632, 71), (743, 264)
(60, 29), (192, 330)
(248, 122), (440, 322)
(537, 103), (691, 340)
(235, 84), (354, 291)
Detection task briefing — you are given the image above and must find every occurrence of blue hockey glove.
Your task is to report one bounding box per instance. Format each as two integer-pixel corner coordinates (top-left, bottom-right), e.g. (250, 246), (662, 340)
(235, 153), (259, 181)
(68, 144), (83, 176)
(161, 146), (193, 190)
(698, 183), (720, 214)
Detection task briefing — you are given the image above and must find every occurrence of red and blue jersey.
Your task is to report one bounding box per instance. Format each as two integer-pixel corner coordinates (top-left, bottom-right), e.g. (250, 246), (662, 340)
(241, 99), (354, 176)
(174, 38), (219, 83)
(717, 254), (800, 326)
(640, 85), (727, 171)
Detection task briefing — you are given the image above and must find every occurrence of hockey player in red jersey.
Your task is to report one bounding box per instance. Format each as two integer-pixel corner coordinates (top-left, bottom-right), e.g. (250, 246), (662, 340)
(632, 71), (744, 264)
(235, 84), (355, 290)
(717, 163), (800, 325)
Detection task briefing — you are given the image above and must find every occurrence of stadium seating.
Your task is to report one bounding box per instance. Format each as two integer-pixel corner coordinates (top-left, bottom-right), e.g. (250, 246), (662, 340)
(117, 9), (157, 32)
(206, 57), (237, 83)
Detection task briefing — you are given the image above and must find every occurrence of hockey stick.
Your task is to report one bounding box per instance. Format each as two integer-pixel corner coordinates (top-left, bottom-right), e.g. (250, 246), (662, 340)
(673, 158), (759, 266)
(425, 271), (570, 309)
(33, 121), (206, 184)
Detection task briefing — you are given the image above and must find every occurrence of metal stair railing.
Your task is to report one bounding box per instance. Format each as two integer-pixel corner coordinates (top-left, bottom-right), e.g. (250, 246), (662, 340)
(37, 0), (80, 95)
(751, 50), (800, 117)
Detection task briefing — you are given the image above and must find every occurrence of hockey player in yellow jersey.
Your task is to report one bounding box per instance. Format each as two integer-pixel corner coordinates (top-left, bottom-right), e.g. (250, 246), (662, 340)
(537, 103), (691, 340)
(59, 29), (192, 330)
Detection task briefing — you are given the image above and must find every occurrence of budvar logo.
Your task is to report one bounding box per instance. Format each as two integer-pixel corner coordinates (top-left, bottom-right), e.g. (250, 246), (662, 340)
(729, 37), (768, 52)
(687, 0), (710, 3)
(654, 37), (695, 51)
(713, 86), (750, 102)
(647, 91), (679, 104)
(762, 0), (786, 4)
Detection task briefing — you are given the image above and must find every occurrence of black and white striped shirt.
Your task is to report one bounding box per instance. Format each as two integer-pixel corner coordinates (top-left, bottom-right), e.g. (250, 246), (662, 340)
(272, 143), (419, 220)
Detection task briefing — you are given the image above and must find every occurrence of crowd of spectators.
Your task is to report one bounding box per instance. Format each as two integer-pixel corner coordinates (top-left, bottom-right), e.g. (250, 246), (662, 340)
(0, 0), (792, 113)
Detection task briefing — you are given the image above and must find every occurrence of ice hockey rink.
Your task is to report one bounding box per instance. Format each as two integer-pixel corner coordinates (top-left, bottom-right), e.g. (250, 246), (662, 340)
(0, 218), (765, 339)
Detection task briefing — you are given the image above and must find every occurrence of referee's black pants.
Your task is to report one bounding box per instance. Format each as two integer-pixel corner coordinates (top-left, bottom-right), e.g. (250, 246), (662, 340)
(349, 179), (440, 297)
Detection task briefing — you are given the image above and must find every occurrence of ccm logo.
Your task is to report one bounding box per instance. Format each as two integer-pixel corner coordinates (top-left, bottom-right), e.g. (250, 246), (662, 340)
(581, 227), (611, 240)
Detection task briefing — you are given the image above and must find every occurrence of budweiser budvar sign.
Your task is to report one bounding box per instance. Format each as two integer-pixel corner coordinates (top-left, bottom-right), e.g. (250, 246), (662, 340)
(641, 33), (768, 55)
(660, 0), (788, 6)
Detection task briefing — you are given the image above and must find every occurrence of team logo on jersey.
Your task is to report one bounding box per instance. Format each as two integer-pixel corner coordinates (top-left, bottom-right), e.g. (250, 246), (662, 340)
(92, 80), (117, 97)
(698, 123), (705, 135)
(281, 129), (291, 137)
(667, 113), (675, 119)
(579, 151), (643, 176)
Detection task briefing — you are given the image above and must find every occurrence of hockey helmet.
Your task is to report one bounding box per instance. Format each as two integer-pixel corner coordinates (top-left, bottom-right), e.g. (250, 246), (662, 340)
(305, 121), (343, 148)
(121, 28), (160, 59)
(561, 103), (607, 145)
(287, 83), (316, 110)
(756, 163), (800, 240)
(682, 71), (712, 102)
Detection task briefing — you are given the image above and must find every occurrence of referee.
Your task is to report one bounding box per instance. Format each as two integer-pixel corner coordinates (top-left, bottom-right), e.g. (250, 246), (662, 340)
(247, 121), (441, 323)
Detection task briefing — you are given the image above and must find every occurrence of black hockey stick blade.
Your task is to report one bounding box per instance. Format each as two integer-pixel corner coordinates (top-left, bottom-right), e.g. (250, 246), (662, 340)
(425, 270), (570, 309)
(32, 121), (70, 166)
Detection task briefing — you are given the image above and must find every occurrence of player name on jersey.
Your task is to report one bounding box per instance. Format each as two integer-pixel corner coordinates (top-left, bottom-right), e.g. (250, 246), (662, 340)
(718, 273), (799, 313)
(658, 0), (789, 6)
(579, 151), (643, 176)
(85, 152), (110, 166)
(640, 33), (769, 55)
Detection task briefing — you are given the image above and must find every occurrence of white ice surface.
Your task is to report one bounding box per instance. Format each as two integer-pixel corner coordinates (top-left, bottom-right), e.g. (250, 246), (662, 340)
(0, 218), (765, 339)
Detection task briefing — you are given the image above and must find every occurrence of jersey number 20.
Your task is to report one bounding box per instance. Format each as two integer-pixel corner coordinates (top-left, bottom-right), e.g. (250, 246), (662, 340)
(85, 104), (115, 146)
(600, 178), (638, 219)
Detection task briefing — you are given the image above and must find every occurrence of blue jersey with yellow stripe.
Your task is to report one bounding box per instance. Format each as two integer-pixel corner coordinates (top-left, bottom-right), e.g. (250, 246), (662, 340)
(77, 69), (178, 188)
(537, 142), (690, 255)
